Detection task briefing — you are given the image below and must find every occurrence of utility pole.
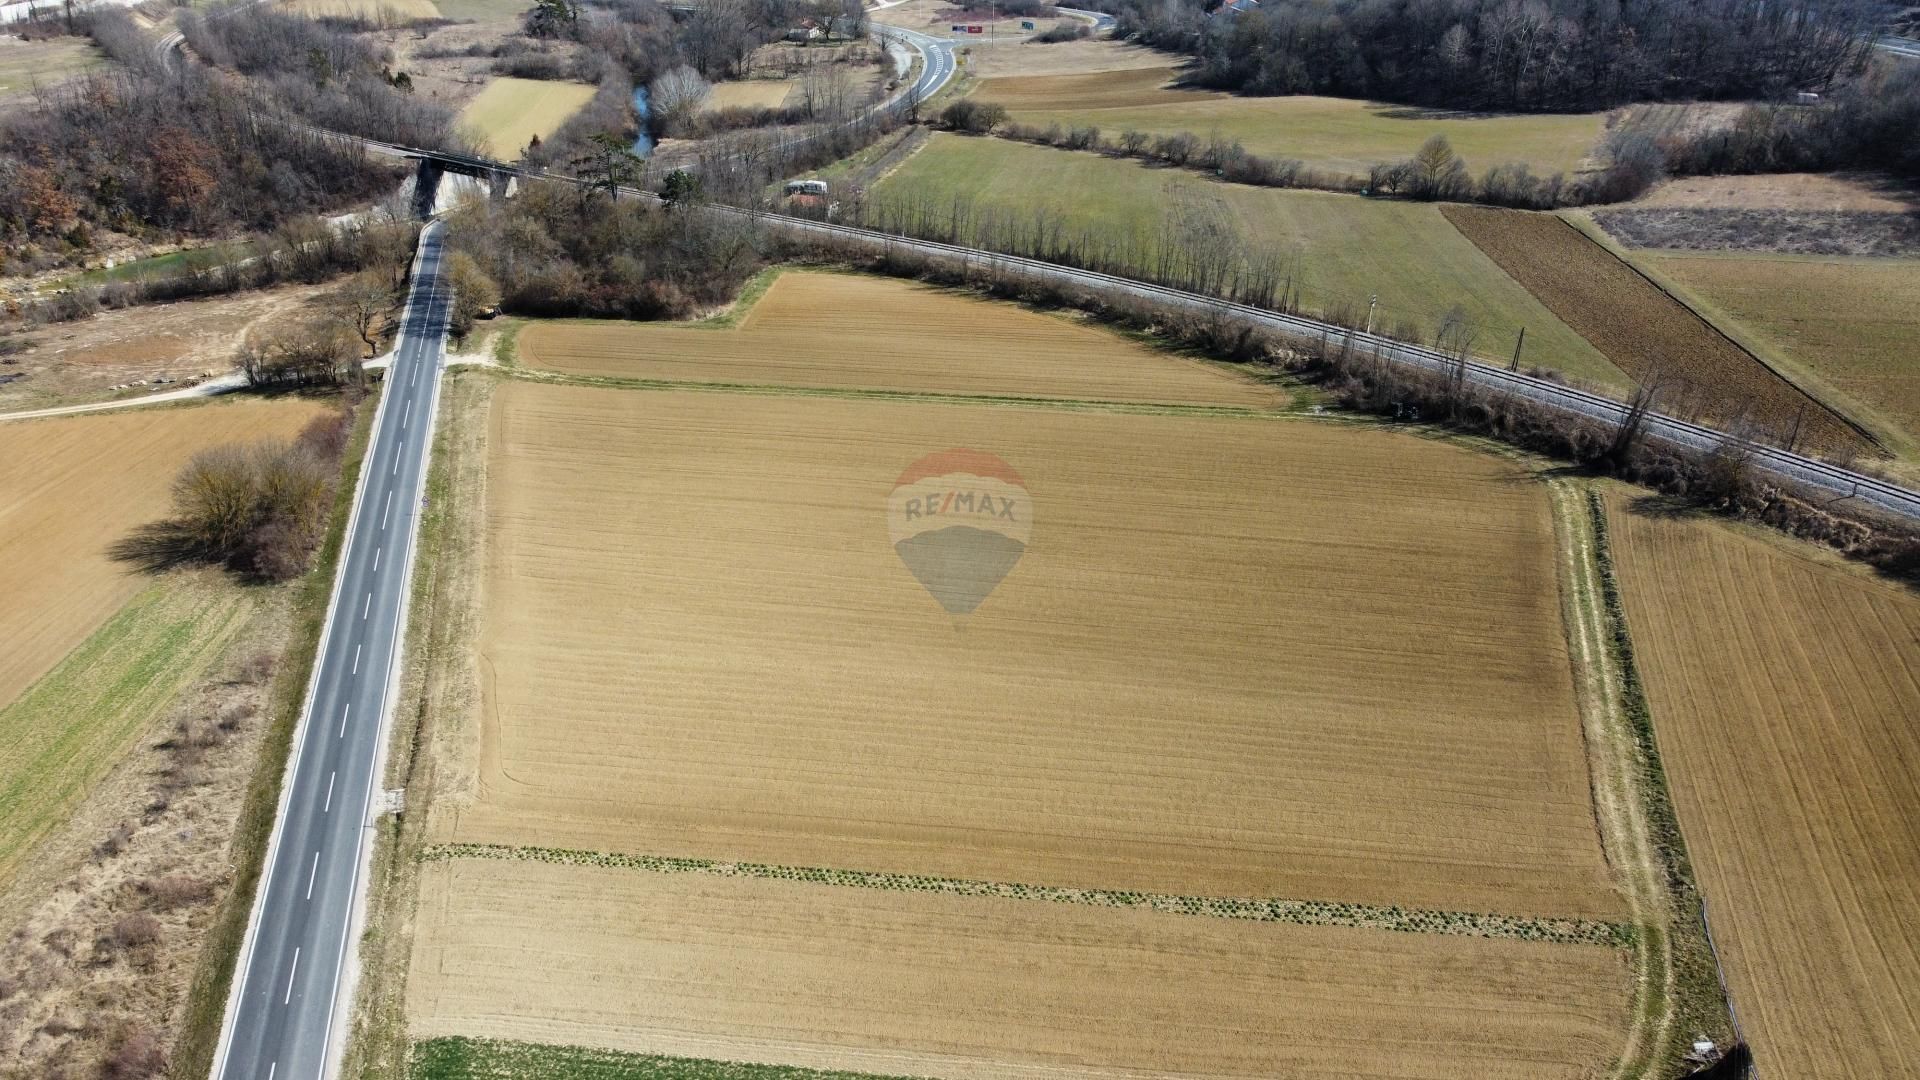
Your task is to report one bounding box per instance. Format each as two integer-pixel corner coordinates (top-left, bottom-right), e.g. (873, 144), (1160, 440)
(1509, 326), (1525, 371)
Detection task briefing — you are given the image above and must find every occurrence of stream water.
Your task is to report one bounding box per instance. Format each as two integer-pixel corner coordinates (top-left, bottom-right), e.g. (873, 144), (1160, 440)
(631, 86), (655, 157)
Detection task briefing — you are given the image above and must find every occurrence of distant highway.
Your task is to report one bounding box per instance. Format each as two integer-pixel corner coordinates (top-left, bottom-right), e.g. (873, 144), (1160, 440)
(1056, 6), (1118, 32)
(209, 222), (449, 1080)
(1878, 34), (1920, 59)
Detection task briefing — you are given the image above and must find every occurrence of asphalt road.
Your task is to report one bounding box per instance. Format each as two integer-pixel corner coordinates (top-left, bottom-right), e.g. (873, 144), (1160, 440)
(210, 220), (449, 1080)
(1878, 35), (1920, 59)
(1056, 6), (1119, 32)
(874, 23), (957, 105)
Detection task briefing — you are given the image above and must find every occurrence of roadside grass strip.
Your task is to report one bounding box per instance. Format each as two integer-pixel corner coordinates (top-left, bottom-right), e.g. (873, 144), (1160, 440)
(0, 581), (250, 887)
(420, 843), (1632, 947)
(414, 1036), (924, 1080)
(505, 367), (1300, 419)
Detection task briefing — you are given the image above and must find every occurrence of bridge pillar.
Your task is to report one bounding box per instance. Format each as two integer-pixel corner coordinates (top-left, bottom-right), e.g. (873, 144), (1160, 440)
(412, 159), (444, 220)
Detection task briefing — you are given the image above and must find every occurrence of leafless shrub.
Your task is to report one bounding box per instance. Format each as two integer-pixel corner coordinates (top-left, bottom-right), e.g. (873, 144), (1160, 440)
(93, 824), (134, 863)
(139, 875), (217, 912)
(101, 1022), (168, 1079)
(238, 652), (278, 684)
(113, 417), (350, 582)
(107, 914), (161, 952)
(940, 99), (1008, 134)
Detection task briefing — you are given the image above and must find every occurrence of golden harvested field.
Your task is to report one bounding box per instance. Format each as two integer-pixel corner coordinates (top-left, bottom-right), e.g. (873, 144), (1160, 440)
(455, 77), (596, 159)
(442, 382), (1622, 918)
(704, 79), (793, 111)
(0, 399), (329, 713)
(410, 857), (1634, 1080)
(1634, 173), (1916, 212)
(517, 271), (1286, 407)
(1607, 501), (1920, 1080)
(1442, 206), (1872, 455)
(975, 68), (1606, 180)
(1645, 253), (1920, 459)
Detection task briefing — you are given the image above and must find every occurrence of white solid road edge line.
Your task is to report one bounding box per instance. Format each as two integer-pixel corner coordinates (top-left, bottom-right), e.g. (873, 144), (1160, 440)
(206, 222), (434, 1080)
(320, 222), (453, 1079)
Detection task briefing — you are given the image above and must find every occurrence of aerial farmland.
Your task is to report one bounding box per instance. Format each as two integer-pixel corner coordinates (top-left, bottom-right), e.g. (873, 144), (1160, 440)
(352, 272), (1696, 1080)
(2, 1), (1916, 1079)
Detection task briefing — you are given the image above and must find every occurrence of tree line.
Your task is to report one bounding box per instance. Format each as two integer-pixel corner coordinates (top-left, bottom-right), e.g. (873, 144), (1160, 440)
(179, 2), (462, 150)
(0, 11), (409, 275)
(1090, 0), (1881, 111)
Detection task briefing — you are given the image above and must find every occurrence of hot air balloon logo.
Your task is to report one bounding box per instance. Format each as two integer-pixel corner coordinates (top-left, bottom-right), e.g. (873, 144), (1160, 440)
(887, 449), (1032, 615)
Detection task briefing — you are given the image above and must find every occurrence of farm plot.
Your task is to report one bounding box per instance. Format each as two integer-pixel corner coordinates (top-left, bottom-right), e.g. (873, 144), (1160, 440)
(1442, 206), (1873, 455)
(456, 77), (596, 159)
(1643, 254), (1920, 461)
(517, 271), (1285, 407)
(409, 857), (1634, 1080)
(975, 67), (1607, 181)
(873, 135), (1624, 386)
(438, 381), (1624, 919)
(0, 399), (329, 714)
(0, 283), (330, 412)
(1606, 500), (1920, 1080)
(0, 34), (102, 101)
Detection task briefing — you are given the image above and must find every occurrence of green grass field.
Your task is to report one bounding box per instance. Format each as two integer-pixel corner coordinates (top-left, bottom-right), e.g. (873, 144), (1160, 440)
(1642, 251), (1920, 465)
(0, 36), (104, 100)
(0, 580), (252, 892)
(431, 0), (528, 20)
(974, 69), (1608, 181)
(456, 77), (598, 159)
(60, 243), (258, 289)
(874, 134), (1624, 386)
(413, 1038), (913, 1080)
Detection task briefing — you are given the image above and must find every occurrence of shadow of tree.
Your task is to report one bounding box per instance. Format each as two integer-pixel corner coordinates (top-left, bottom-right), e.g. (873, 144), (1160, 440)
(108, 521), (215, 575)
(1622, 492), (1708, 520)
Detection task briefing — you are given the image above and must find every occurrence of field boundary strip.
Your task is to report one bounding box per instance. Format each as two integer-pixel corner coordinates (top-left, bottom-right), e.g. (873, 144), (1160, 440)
(1579, 488), (1740, 1075)
(419, 843), (1632, 947)
(503, 368), (1299, 419)
(412, 1035), (923, 1080)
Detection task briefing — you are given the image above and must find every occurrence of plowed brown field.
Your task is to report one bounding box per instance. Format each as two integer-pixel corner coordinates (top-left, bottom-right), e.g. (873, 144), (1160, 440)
(1607, 500), (1920, 1080)
(1442, 206), (1871, 455)
(0, 399), (329, 712)
(410, 858), (1634, 1080)
(516, 272), (1285, 407)
(442, 382), (1622, 918)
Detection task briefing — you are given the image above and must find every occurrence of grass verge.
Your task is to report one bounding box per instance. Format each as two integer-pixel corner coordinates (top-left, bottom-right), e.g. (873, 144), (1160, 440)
(1551, 483), (1734, 1079)
(344, 371), (498, 1080)
(0, 580), (252, 891)
(169, 386), (383, 1080)
(413, 1037), (922, 1080)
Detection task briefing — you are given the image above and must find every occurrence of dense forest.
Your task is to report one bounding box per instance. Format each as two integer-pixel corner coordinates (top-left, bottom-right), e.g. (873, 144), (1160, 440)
(1093, 0), (1884, 110)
